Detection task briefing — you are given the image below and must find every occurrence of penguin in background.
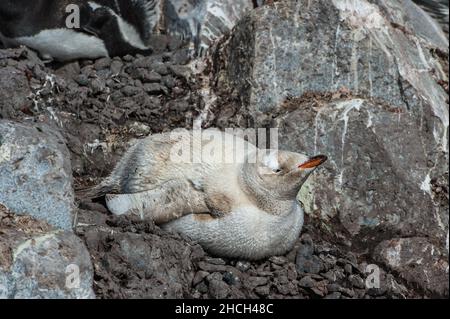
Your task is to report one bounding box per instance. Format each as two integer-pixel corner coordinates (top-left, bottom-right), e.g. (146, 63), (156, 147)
(0, 0), (160, 61)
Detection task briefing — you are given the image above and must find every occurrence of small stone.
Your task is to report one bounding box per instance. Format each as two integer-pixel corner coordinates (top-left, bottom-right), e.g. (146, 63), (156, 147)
(344, 263), (353, 275)
(143, 83), (166, 94)
(204, 257), (226, 265)
(110, 60), (123, 74)
(169, 65), (191, 80)
(298, 276), (315, 288)
(296, 252), (322, 275)
(151, 62), (169, 75)
(324, 292), (342, 299)
(235, 261), (251, 272)
(348, 275), (365, 289)
(339, 287), (355, 298)
(89, 78), (104, 95)
(75, 74), (89, 86)
(143, 71), (162, 83)
(245, 276), (269, 289)
(163, 75), (176, 88)
(192, 271), (209, 286)
(310, 281), (328, 297)
(94, 57), (111, 70)
(254, 285), (271, 297)
(222, 272), (237, 286)
(123, 54), (134, 62)
(195, 281), (208, 294)
(269, 256), (288, 266)
(122, 85), (141, 96)
(208, 279), (230, 299)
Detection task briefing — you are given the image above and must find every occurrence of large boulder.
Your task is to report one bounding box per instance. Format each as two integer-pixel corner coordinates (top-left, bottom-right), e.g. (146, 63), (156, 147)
(159, 0), (253, 53)
(0, 120), (75, 230)
(0, 205), (95, 299)
(211, 0), (449, 296)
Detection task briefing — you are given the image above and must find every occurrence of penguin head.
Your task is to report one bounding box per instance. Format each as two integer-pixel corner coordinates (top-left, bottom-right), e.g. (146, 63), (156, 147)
(250, 150), (327, 199)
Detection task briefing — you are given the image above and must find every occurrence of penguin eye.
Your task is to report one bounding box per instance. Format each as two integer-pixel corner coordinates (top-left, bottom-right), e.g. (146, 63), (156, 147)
(273, 168), (283, 174)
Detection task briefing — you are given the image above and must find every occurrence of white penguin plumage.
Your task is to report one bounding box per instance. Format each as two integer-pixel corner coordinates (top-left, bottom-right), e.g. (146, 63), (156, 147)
(78, 129), (327, 260)
(0, 0), (158, 61)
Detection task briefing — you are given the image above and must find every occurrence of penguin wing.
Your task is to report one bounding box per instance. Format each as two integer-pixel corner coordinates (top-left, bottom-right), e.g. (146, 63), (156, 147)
(105, 179), (211, 224)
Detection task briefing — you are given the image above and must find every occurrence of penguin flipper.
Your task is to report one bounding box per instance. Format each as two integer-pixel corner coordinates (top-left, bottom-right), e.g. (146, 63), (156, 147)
(105, 180), (210, 224)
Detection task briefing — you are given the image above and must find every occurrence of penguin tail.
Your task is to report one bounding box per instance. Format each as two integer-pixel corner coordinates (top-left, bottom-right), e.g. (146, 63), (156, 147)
(75, 180), (117, 199)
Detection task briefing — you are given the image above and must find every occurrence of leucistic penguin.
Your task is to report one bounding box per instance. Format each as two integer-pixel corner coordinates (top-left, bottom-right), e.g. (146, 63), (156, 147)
(78, 129), (328, 260)
(0, 0), (159, 61)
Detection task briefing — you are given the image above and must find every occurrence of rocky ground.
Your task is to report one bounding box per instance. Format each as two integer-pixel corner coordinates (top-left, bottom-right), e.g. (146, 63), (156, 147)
(0, 0), (448, 299)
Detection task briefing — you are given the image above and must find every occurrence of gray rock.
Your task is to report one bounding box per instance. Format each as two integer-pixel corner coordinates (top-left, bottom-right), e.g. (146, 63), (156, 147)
(213, 0), (448, 295)
(94, 57), (111, 71)
(160, 0), (252, 54)
(110, 60), (124, 74)
(0, 120), (74, 230)
(296, 242), (322, 274)
(208, 279), (230, 299)
(245, 276), (269, 290)
(143, 83), (166, 95)
(0, 207), (94, 299)
(121, 85), (141, 96)
(374, 237), (449, 297)
(298, 276), (316, 288)
(0, 63), (31, 119)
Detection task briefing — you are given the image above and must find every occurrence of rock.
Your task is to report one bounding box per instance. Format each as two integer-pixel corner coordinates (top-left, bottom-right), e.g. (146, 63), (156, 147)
(169, 65), (192, 80)
(269, 256), (288, 266)
(208, 279), (230, 299)
(213, 0), (448, 295)
(143, 83), (166, 95)
(151, 62), (169, 76)
(0, 206), (94, 299)
(94, 57), (111, 71)
(244, 276), (269, 290)
(192, 271), (210, 286)
(377, 0), (448, 50)
(0, 61), (32, 119)
(110, 60), (124, 74)
(295, 240), (322, 274)
(75, 74), (89, 86)
(298, 276), (316, 288)
(254, 285), (271, 297)
(310, 280), (329, 297)
(0, 120), (74, 230)
(321, 268), (346, 283)
(204, 257), (226, 265)
(121, 85), (141, 96)
(161, 0), (253, 53)
(235, 261), (251, 272)
(374, 237), (449, 297)
(80, 223), (200, 298)
(348, 274), (365, 289)
(324, 292), (342, 299)
(222, 271), (238, 286)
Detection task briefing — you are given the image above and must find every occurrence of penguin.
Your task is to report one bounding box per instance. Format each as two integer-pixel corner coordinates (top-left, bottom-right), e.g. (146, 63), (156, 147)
(0, 0), (159, 61)
(77, 129), (327, 260)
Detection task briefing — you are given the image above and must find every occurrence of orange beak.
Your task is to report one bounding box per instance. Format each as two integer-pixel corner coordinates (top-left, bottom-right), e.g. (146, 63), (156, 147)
(298, 155), (327, 169)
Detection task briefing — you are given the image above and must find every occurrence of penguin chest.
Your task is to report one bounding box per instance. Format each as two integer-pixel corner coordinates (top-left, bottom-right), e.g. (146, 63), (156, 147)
(162, 204), (304, 260)
(11, 29), (109, 61)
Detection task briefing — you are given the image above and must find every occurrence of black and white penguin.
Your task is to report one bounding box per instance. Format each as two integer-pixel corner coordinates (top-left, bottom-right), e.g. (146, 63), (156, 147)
(0, 0), (159, 61)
